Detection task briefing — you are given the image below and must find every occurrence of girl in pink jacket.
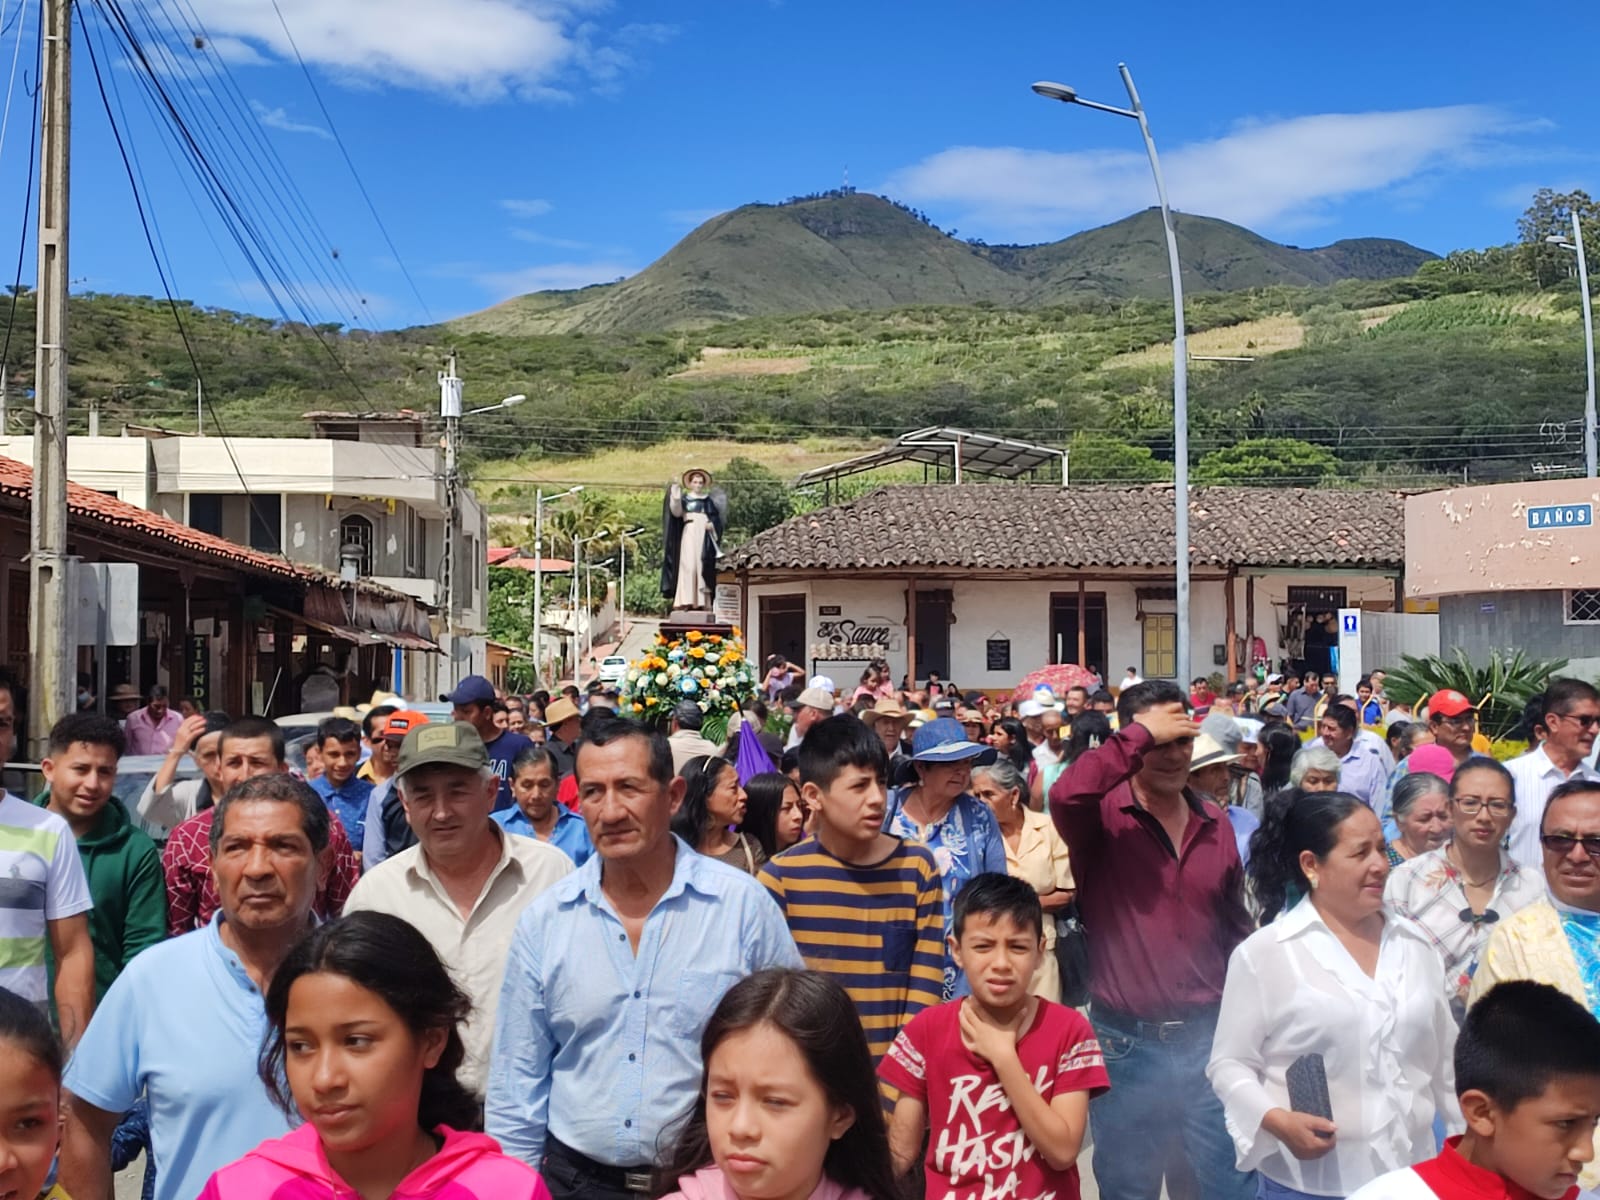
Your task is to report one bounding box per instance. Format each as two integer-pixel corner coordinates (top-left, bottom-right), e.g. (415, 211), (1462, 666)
(653, 969), (899, 1200)
(198, 912), (549, 1200)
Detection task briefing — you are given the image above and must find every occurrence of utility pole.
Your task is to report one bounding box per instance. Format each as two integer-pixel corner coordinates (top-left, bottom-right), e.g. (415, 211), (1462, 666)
(28, 0), (72, 755)
(438, 353), (461, 675)
(196, 378), (204, 436)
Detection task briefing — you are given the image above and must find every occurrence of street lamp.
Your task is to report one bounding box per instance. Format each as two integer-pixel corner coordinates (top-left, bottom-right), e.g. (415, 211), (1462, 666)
(532, 484), (583, 686)
(1034, 64), (1192, 684)
(440, 350), (528, 674)
(617, 526), (646, 648)
(1547, 218), (1596, 478)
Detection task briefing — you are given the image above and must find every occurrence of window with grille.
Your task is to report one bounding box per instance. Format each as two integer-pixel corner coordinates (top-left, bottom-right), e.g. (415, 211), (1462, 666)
(340, 515), (374, 577)
(1567, 590), (1600, 625)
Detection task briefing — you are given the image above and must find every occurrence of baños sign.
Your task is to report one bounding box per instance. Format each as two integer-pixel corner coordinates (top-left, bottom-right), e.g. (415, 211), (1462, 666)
(1527, 503), (1594, 530)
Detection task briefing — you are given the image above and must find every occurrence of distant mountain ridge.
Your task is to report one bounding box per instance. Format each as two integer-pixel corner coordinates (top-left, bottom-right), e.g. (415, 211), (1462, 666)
(454, 192), (1436, 335)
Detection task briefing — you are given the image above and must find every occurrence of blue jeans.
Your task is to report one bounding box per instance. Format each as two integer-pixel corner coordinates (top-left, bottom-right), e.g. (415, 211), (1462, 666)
(1089, 1007), (1257, 1200)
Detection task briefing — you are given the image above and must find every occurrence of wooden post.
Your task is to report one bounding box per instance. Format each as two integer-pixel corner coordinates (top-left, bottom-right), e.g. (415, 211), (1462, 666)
(1225, 568), (1239, 683)
(1245, 575), (1256, 674)
(905, 579), (918, 690)
(1076, 578), (1087, 667)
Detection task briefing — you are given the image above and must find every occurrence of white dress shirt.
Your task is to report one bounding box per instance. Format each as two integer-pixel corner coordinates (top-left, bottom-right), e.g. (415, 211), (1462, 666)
(1505, 746), (1600, 870)
(343, 824), (573, 1096)
(1208, 897), (1461, 1196)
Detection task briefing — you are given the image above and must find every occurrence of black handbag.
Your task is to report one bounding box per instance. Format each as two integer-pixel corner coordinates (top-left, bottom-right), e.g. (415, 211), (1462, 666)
(1053, 901), (1091, 1007)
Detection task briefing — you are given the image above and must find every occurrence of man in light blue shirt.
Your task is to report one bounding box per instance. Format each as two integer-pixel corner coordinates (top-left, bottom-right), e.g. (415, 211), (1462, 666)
(486, 716), (801, 1200)
(1310, 704), (1390, 811)
(58, 774), (332, 1200)
(491, 744), (594, 866)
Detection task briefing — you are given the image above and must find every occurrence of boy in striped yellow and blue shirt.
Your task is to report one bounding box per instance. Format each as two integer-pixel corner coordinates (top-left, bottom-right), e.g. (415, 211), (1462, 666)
(758, 714), (945, 1062)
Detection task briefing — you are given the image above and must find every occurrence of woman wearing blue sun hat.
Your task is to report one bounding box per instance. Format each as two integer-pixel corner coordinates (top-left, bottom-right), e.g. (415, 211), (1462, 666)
(882, 716), (1007, 998)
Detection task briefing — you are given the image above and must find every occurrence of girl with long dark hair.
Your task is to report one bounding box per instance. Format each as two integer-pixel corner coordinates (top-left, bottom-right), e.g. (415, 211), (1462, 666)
(654, 969), (899, 1200)
(199, 912), (549, 1200)
(740, 771), (806, 861)
(1258, 724), (1301, 795)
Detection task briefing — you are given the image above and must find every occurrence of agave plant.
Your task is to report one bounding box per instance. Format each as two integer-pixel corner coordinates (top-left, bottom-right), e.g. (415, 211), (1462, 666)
(1382, 648), (1570, 740)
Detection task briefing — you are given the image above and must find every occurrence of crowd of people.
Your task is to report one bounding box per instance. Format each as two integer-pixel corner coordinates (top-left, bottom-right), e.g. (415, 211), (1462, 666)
(3, 656), (1600, 1200)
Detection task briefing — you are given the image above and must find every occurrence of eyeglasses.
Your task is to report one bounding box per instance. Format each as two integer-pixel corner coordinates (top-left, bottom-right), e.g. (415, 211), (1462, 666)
(1452, 797), (1514, 816)
(1541, 833), (1600, 860)
(1438, 713), (1477, 727)
(1553, 711), (1600, 729)
(1458, 907), (1500, 928)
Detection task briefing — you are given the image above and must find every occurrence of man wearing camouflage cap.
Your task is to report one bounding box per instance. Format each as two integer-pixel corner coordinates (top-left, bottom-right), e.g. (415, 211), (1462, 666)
(343, 720), (572, 1097)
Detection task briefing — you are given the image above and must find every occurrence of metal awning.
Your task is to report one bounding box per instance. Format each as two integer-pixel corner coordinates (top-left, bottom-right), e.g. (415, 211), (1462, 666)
(268, 607), (439, 653)
(794, 427), (1069, 494)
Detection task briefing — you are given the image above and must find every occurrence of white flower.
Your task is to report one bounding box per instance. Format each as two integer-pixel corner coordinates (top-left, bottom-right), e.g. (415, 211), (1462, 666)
(655, 672), (669, 686)
(705, 666), (719, 677)
(627, 670), (639, 683)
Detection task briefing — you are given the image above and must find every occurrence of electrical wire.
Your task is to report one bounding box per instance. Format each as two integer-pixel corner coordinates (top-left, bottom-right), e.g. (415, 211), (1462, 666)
(0, 0), (30, 173)
(0, 4), (38, 398)
(267, 0), (433, 323)
(77, 1), (286, 557)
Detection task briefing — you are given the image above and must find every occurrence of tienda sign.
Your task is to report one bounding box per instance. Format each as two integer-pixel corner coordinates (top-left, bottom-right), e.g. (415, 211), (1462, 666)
(1527, 503), (1594, 530)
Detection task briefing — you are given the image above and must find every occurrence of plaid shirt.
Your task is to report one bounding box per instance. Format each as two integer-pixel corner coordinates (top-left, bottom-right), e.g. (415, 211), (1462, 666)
(161, 806), (359, 937)
(1384, 845), (1547, 1009)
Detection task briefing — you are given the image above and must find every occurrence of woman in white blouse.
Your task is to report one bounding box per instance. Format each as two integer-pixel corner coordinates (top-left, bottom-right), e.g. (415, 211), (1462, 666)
(1208, 790), (1461, 1199)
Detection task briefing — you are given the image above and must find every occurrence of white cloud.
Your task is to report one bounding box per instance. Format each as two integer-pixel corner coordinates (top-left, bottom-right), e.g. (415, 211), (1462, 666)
(250, 100), (331, 139)
(510, 229), (593, 250)
(883, 106), (1532, 239)
(173, 1), (663, 100)
(502, 198), (554, 218)
(476, 261), (637, 296)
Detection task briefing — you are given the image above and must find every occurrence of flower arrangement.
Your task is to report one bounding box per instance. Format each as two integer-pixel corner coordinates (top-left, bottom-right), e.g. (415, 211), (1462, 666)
(620, 627), (758, 744)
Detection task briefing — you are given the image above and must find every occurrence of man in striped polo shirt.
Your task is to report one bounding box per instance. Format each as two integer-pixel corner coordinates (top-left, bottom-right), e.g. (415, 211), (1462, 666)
(0, 673), (94, 1044)
(759, 714), (945, 1061)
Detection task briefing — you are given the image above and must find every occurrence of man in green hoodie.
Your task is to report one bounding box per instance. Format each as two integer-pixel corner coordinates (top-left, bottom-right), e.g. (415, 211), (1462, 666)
(41, 712), (166, 999)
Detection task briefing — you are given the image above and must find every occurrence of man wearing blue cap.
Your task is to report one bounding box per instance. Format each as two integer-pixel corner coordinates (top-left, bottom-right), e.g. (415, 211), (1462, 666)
(446, 674), (533, 812)
(883, 716), (1007, 998)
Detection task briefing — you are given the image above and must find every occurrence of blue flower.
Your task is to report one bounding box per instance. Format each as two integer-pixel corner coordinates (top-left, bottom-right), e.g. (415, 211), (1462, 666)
(681, 678), (699, 694)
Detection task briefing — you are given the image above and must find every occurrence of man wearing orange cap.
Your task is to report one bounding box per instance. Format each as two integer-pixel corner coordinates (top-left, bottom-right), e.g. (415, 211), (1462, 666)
(359, 709), (429, 870)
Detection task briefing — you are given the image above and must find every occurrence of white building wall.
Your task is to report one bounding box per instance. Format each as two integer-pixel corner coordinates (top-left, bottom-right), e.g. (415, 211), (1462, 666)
(745, 568), (1402, 691)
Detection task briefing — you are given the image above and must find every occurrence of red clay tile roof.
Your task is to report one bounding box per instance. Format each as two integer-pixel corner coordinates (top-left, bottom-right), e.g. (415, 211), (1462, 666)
(0, 454), (300, 577)
(726, 484), (1405, 572)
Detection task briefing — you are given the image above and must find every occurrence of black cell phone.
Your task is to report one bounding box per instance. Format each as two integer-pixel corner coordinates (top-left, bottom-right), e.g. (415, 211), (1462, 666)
(1285, 1052), (1334, 1137)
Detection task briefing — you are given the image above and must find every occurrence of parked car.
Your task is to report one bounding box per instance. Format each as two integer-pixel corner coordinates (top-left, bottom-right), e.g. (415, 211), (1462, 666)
(1, 754), (201, 844)
(597, 655), (630, 685)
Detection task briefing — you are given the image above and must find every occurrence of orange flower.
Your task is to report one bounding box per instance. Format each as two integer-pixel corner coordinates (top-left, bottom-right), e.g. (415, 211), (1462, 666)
(686, 630), (704, 643)
(645, 696), (657, 706)
(691, 646), (707, 658)
(633, 703), (644, 713)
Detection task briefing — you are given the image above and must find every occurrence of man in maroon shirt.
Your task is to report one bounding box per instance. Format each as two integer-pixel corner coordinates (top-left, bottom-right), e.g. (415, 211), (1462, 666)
(1050, 680), (1255, 1200)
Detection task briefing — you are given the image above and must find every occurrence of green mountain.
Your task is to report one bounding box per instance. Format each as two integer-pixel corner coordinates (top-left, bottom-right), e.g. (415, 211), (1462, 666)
(454, 192), (1435, 335)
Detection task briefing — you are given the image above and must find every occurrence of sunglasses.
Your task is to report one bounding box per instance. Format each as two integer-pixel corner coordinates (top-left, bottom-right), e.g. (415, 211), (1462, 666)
(1541, 833), (1600, 860)
(1553, 712), (1600, 729)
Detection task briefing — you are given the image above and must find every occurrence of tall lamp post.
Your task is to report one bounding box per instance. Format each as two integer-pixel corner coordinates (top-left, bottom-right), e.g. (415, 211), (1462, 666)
(1548, 215), (1597, 478)
(586, 558), (616, 669)
(439, 353), (523, 673)
(1033, 65), (1190, 684)
(532, 485), (583, 686)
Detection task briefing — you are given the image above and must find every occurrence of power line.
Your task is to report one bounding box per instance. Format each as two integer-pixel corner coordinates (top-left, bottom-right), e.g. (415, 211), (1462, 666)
(77, 1), (286, 557)
(267, 0), (433, 323)
(0, 6), (38, 398)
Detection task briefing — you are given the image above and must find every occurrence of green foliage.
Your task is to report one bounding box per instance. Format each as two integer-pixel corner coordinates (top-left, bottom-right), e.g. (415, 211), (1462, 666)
(721, 456), (795, 541)
(1067, 432), (1171, 482)
(1381, 648), (1569, 740)
(486, 567), (534, 651)
(1193, 438), (1341, 486)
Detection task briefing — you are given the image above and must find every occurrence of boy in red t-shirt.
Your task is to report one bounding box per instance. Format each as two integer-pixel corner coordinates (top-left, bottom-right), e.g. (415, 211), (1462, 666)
(880, 872), (1109, 1200)
(1348, 981), (1600, 1200)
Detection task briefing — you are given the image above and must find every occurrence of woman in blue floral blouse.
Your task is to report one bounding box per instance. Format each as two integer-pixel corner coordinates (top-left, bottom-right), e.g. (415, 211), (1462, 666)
(883, 716), (1007, 997)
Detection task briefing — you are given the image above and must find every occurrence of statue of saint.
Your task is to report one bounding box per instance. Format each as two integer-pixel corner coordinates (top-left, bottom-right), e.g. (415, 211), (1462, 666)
(660, 469), (727, 612)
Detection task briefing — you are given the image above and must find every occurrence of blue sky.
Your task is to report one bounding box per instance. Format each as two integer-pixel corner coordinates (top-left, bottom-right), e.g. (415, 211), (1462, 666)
(4, 0), (1596, 330)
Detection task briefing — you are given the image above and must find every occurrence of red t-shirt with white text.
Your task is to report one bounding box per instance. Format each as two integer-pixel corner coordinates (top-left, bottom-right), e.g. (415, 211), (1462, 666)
(879, 998), (1109, 1200)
